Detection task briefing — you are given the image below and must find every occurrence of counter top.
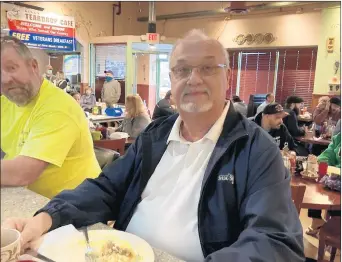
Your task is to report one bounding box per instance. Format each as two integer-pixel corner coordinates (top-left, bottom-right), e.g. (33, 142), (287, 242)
(1, 187), (183, 262)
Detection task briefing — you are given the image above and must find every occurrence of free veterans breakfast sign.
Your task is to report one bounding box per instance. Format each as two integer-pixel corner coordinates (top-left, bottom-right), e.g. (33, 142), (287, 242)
(7, 8), (76, 51)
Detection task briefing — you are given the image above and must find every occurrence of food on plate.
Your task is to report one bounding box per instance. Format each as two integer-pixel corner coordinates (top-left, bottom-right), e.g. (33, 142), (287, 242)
(78, 238), (136, 262)
(96, 240), (135, 262)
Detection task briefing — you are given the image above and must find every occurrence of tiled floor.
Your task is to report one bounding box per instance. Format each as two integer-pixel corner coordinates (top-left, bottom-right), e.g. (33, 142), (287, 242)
(300, 208), (340, 261)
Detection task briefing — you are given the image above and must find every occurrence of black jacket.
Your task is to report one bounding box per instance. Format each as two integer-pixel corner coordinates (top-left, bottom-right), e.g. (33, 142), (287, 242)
(36, 106), (304, 262)
(283, 109), (305, 137)
(254, 112), (297, 150)
(152, 98), (176, 120)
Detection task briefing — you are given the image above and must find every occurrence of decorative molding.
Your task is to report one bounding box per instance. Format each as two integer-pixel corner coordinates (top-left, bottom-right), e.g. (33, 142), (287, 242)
(233, 33), (276, 46)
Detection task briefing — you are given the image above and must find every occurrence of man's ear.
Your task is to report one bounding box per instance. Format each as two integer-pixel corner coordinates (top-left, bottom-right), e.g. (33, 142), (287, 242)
(226, 68), (231, 82)
(30, 58), (39, 74)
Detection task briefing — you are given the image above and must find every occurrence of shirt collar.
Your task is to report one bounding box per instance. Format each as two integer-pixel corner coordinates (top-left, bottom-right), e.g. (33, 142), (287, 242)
(167, 101), (230, 145)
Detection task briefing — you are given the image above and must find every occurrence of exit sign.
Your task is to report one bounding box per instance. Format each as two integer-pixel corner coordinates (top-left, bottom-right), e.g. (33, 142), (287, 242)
(146, 33), (160, 44)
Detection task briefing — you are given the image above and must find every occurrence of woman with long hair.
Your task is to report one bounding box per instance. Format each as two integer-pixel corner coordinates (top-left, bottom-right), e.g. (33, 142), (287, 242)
(118, 95), (151, 138)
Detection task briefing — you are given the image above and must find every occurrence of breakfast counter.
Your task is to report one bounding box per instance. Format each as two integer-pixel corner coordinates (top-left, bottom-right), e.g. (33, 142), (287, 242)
(1, 187), (184, 262)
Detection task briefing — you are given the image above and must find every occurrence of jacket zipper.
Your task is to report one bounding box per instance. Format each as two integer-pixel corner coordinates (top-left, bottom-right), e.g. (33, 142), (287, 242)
(197, 134), (248, 257)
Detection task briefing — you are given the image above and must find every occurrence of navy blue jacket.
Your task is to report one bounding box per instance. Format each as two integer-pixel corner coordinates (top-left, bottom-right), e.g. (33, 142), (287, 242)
(37, 105), (305, 262)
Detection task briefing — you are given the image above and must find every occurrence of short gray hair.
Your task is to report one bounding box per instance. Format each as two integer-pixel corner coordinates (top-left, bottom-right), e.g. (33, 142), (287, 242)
(1, 35), (34, 61)
(169, 29), (230, 69)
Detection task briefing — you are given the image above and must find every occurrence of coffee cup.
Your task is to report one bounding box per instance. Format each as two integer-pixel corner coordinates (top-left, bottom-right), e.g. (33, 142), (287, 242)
(91, 131), (103, 141)
(1, 228), (21, 262)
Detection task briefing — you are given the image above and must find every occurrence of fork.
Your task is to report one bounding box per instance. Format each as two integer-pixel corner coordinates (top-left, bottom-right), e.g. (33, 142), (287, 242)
(81, 227), (97, 262)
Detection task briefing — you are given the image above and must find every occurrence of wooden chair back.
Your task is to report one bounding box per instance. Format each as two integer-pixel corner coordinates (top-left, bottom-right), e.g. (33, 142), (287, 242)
(291, 184), (306, 214)
(94, 138), (126, 155)
(317, 217), (341, 262)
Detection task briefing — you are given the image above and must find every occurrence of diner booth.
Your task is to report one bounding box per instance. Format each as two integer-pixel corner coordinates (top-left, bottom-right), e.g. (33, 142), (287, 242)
(89, 35), (176, 114)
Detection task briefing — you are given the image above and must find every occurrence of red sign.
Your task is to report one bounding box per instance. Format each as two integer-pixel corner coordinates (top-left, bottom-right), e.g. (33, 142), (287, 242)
(146, 33), (159, 44)
(7, 20), (74, 38)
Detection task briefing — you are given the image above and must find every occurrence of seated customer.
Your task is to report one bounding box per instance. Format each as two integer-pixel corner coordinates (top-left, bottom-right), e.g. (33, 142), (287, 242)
(253, 103), (296, 151)
(313, 96), (341, 126)
(306, 132), (341, 236)
(117, 95), (151, 138)
(283, 96), (306, 138)
(3, 30), (304, 262)
(152, 90), (176, 120)
(255, 93), (275, 115)
(1, 36), (101, 199)
(70, 91), (81, 104)
(80, 87), (96, 112)
(232, 95), (247, 117)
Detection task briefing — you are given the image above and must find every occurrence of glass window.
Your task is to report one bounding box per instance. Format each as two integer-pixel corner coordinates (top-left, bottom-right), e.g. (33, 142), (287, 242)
(95, 44), (126, 80)
(63, 54), (80, 82)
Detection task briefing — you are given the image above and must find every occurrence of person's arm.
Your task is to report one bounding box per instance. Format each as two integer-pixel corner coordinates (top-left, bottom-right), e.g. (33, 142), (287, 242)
(116, 81), (121, 102)
(283, 125), (297, 150)
(1, 157), (48, 186)
(91, 95), (96, 108)
(317, 135), (339, 166)
(34, 135), (141, 231)
(333, 120), (341, 136)
(1, 111), (79, 186)
(313, 107), (329, 125)
(206, 141), (304, 262)
(286, 112), (305, 137)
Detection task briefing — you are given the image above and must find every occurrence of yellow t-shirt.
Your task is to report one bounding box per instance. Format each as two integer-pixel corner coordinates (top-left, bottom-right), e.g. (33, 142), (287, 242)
(1, 79), (101, 198)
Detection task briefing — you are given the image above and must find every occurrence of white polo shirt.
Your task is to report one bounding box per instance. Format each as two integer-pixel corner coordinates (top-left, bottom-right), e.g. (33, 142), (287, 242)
(126, 102), (230, 262)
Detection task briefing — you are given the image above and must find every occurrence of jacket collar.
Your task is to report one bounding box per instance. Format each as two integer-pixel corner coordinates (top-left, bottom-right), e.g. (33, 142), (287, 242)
(143, 101), (248, 145)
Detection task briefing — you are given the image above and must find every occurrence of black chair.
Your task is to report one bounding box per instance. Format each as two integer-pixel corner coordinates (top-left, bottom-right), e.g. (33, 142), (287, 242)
(246, 94), (268, 117)
(94, 146), (120, 169)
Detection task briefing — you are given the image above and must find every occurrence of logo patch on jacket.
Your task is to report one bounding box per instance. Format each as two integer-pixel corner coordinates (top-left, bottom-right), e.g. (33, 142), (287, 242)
(274, 136), (280, 146)
(218, 173), (235, 184)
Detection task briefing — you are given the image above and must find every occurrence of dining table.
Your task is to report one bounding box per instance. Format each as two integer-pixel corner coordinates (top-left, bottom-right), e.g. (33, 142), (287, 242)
(1, 187), (184, 262)
(291, 175), (341, 210)
(88, 114), (125, 124)
(296, 135), (331, 146)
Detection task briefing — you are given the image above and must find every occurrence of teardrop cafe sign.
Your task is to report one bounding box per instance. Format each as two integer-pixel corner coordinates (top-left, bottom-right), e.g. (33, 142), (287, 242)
(7, 8), (76, 51)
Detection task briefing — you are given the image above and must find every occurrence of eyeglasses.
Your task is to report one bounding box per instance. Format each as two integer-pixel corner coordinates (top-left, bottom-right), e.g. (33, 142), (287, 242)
(171, 64), (227, 79)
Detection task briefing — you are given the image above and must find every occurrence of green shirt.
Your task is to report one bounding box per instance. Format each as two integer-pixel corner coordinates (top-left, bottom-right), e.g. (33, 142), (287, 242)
(318, 133), (341, 168)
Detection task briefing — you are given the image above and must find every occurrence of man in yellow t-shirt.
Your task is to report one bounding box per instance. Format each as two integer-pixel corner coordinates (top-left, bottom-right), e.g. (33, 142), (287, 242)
(1, 36), (101, 199)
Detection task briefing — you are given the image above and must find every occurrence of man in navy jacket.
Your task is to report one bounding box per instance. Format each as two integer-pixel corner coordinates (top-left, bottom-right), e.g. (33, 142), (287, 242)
(3, 30), (305, 262)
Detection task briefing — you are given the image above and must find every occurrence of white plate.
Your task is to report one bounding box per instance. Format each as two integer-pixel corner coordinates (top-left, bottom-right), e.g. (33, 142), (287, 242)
(109, 132), (129, 139)
(38, 230), (154, 262)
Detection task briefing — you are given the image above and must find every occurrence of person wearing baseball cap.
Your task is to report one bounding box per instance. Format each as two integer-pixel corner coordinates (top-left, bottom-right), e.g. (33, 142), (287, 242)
(283, 96), (306, 138)
(253, 103), (297, 151)
(101, 70), (121, 107)
(313, 96), (341, 126)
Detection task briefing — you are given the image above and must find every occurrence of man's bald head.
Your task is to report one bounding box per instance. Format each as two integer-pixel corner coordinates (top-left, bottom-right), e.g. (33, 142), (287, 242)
(169, 29), (230, 69)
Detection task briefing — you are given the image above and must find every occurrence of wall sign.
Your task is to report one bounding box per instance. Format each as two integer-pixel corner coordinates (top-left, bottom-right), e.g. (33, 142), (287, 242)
(326, 37), (335, 53)
(7, 8), (76, 51)
(233, 33), (276, 46)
